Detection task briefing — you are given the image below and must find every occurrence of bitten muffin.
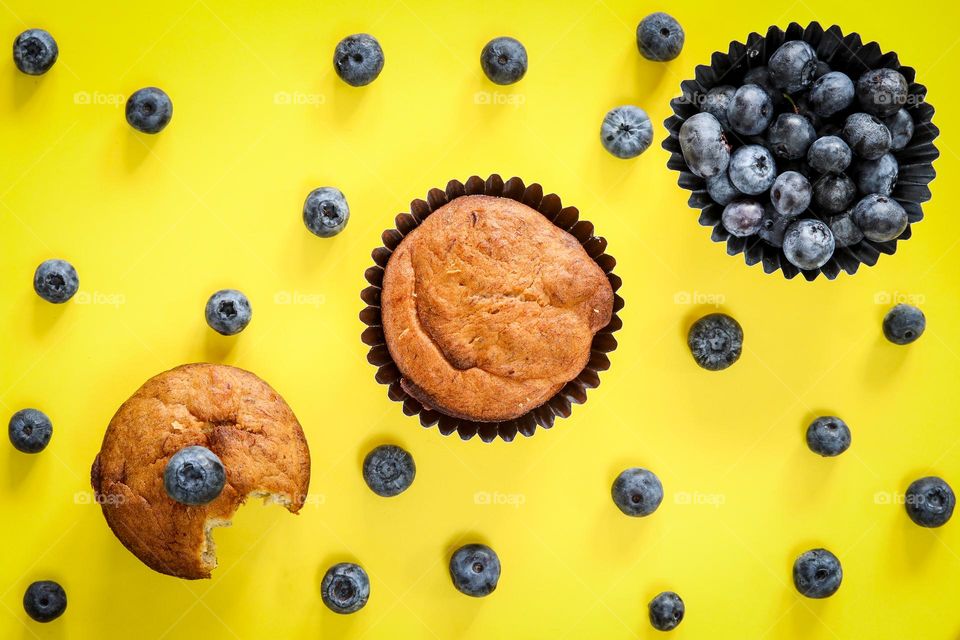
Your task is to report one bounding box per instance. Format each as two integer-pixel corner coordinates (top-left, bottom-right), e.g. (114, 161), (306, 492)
(91, 363), (310, 579)
(381, 195), (613, 422)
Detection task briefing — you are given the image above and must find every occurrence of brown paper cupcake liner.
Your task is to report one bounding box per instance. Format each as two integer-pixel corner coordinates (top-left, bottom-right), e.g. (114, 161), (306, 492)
(360, 175), (623, 442)
(663, 22), (939, 281)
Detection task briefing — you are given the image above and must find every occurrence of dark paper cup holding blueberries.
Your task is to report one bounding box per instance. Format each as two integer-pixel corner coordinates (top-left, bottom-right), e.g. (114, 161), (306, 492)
(360, 175), (623, 443)
(663, 22), (939, 280)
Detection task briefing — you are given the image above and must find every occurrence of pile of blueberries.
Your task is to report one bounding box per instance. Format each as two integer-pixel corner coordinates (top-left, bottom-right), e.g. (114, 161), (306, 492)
(679, 38), (917, 272)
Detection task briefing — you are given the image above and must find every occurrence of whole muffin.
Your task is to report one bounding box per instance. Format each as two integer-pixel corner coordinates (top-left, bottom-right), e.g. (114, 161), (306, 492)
(381, 195), (613, 422)
(91, 363), (310, 579)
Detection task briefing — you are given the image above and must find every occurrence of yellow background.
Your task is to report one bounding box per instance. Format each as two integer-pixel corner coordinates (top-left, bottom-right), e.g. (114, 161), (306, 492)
(2, 0), (960, 638)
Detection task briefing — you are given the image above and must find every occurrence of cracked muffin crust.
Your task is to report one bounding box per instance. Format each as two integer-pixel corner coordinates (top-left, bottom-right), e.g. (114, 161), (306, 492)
(381, 195), (614, 422)
(90, 363), (310, 579)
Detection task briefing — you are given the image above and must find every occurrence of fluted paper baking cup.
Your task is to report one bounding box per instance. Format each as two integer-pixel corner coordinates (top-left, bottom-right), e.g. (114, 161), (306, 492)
(663, 22), (939, 280)
(360, 175), (623, 442)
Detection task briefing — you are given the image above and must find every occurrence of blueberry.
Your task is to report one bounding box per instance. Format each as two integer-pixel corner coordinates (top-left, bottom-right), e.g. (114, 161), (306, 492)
(743, 67), (784, 107)
(205, 289), (252, 336)
(679, 113), (730, 179)
(721, 199), (763, 237)
(700, 85), (735, 130)
(808, 71), (855, 118)
(600, 106), (653, 159)
(321, 562), (370, 613)
(648, 591), (684, 631)
(882, 303), (925, 345)
(783, 219), (835, 270)
(334, 34), (384, 87)
(856, 68), (908, 118)
(805, 416), (851, 457)
(813, 61), (831, 79)
(793, 549), (842, 598)
(727, 84), (774, 136)
(905, 476), (954, 527)
(163, 446), (226, 505)
(33, 259), (79, 303)
(23, 581), (66, 623)
(765, 113), (816, 160)
(768, 40), (818, 93)
(759, 204), (791, 247)
(854, 153), (898, 197)
(770, 171), (812, 217)
(807, 135), (852, 174)
(884, 109), (914, 151)
(687, 313), (742, 371)
(824, 211), (864, 248)
(728, 144), (776, 196)
(362, 444), (415, 497)
(706, 171), (742, 206)
(611, 467), (664, 517)
(8, 409), (52, 454)
(813, 173), (856, 214)
(636, 12), (684, 62)
(793, 95), (823, 132)
(449, 544), (500, 597)
(303, 186), (349, 238)
(125, 87), (173, 134)
(842, 113), (891, 160)
(13, 29), (58, 75)
(851, 194), (907, 242)
(480, 36), (527, 85)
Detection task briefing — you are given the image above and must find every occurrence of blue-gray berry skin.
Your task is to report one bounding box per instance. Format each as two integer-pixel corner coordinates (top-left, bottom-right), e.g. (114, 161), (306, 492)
(321, 563), (370, 613)
(303, 186), (349, 238)
(727, 84), (774, 136)
(728, 144), (776, 196)
(8, 408), (52, 454)
(770, 171), (811, 217)
(636, 12), (684, 62)
(362, 444), (415, 497)
(883, 303), (925, 345)
(851, 194), (907, 242)
(768, 40), (818, 93)
(783, 219), (834, 270)
(854, 153), (898, 197)
(793, 549), (842, 598)
(688, 313), (742, 371)
(648, 591), (684, 631)
(23, 581), (66, 623)
(163, 446), (226, 505)
(813, 173), (856, 214)
(884, 109), (914, 151)
(806, 416), (851, 457)
(807, 135), (852, 174)
(600, 106), (653, 159)
(449, 544), (500, 597)
(612, 467), (663, 517)
(125, 87), (173, 134)
(700, 85), (735, 130)
(706, 172), (741, 206)
(205, 289), (252, 336)
(905, 477), (954, 527)
(808, 71), (855, 118)
(334, 34), (384, 87)
(13, 29), (58, 75)
(856, 68), (908, 118)
(480, 36), (527, 85)
(813, 61), (831, 79)
(842, 113), (891, 160)
(825, 211), (863, 248)
(759, 204), (791, 247)
(743, 67), (784, 108)
(678, 113), (729, 179)
(721, 199), (763, 237)
(767, 113), (816, 160)
(33, 259), (78, 303)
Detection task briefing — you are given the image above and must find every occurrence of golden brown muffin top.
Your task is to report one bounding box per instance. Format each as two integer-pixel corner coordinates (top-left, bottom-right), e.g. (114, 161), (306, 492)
(91, 363), (310, 579)
(381, 195), (613, 422)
